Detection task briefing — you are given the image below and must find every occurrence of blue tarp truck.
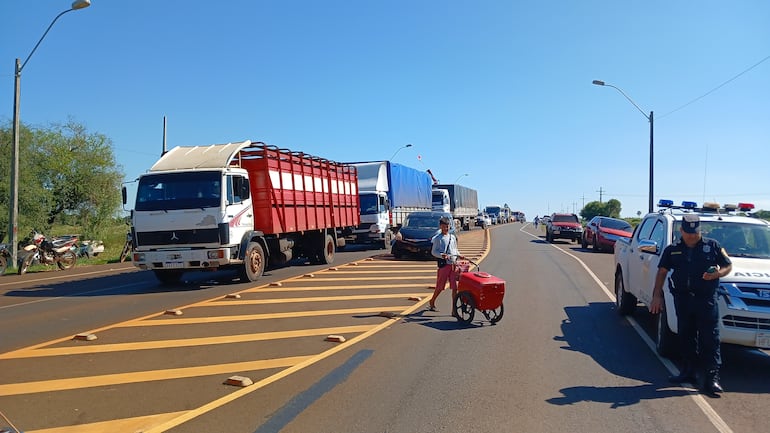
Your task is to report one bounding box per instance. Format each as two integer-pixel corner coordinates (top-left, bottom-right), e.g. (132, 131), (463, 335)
(342, 161), (433, 249)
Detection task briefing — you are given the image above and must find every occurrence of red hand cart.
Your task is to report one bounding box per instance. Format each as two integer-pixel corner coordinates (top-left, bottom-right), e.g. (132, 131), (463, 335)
(452, 259), (505, 325)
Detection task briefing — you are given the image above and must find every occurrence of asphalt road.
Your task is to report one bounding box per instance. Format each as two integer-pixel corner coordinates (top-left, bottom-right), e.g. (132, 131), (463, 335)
(1, 224), (769, 433)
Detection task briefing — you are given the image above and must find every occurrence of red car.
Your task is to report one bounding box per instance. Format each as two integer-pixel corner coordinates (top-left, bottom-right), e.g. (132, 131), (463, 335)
(581, 216), (633, 252)
(545, 213), (583, 243)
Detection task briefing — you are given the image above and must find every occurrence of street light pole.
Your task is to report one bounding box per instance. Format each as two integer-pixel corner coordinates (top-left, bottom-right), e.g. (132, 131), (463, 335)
(592, 80), (654, 213)
(388, 143), (412, 161)
(9, 0), (90, 268)
(453, 173), (469, 183)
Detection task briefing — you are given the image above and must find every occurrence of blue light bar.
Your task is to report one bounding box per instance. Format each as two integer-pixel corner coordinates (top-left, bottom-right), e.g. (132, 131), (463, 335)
(681, 201), (698, 209)
(658, 199), (674, 208)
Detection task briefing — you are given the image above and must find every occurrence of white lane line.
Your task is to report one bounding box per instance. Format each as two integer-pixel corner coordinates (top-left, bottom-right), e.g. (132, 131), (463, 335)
(520, 226), (735, 433)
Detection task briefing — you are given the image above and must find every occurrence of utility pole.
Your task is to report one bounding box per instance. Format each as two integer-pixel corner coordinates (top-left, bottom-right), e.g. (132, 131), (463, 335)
(597, 187), (605, 203)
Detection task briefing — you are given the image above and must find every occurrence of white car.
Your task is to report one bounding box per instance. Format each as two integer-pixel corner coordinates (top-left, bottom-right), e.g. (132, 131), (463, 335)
(614, 200), (770, 356)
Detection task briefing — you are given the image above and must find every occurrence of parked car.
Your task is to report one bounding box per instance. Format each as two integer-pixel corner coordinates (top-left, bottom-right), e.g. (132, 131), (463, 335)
(392, 211), (454, 259)
(545, 213), (583, 243)
(475, 212), (491, 229)
(581, 216), (633, 252)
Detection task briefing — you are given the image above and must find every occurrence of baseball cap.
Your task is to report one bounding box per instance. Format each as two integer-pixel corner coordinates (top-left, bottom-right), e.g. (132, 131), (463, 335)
(439, 216), (451, 225)
(681, 214), (700, 233)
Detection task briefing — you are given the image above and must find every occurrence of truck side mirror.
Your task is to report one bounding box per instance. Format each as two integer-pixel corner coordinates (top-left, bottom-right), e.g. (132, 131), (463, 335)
(121, 186), (127, 205)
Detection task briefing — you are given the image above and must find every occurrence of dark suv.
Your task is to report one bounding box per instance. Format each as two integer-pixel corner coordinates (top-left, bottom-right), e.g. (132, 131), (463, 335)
(546, 213), (583, 243)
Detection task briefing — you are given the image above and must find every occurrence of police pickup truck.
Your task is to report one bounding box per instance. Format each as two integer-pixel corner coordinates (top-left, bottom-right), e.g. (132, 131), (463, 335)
(613, 200), (770, 357)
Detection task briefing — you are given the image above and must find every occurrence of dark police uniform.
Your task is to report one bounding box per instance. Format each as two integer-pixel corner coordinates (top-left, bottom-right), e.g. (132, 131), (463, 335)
(659, 236), (731, 373)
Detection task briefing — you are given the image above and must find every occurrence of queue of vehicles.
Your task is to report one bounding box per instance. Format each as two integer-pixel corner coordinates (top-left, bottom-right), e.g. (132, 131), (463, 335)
(118, 140), (490, 283)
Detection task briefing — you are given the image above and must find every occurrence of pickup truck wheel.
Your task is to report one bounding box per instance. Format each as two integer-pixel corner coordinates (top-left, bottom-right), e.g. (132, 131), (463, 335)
(593, 235), (601, 252)
(615, 272), (637, 315)
(546, 231), (552, 242)
(239, 241), (265, 282)
(581, 235), (587, 249)
(656, 312), (677, 358)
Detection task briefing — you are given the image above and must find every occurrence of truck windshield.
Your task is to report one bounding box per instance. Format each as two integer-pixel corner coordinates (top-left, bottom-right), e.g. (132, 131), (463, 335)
(673, 221), (770, 259)
(485, 206), (500, 215)
(359, 194), (381, 215)
(136, 171), (221, 211)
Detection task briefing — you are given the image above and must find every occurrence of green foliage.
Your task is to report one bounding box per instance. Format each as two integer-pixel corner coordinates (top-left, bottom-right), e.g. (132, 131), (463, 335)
(0, 119), (124, 241)
(580, 199), (622, 221)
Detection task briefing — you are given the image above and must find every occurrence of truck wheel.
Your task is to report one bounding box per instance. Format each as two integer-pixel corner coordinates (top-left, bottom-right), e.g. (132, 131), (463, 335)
(239, 241), (265, 282)
(319, 234), (335, 264)
(581, 235), (588, 249)
(656, 312), (677, 358)
(382, 230), (393, 251)
(614, 271), (637, 316)
(153, 269), (183, 286)
(593, 235), (601, 252)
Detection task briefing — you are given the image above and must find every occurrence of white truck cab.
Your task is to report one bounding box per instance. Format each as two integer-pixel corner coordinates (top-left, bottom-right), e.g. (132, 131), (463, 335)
(614, 200), (770, 357)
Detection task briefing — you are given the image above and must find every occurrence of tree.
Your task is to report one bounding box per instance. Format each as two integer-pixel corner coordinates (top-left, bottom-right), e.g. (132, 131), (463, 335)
(580, 198), (623, 221)
(0, 119), (124, 240)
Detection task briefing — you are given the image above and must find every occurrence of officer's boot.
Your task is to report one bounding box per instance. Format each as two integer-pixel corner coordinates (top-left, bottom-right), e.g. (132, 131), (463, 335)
(668, 362), (696, 384)
(702, 369), (724, 396)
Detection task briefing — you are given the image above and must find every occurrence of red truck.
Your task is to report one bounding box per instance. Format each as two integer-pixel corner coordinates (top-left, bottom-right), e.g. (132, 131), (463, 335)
(126, 140), (360, 285)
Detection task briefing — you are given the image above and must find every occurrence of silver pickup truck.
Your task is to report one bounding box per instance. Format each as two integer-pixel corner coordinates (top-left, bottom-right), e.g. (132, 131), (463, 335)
(613, 200), (770, 357)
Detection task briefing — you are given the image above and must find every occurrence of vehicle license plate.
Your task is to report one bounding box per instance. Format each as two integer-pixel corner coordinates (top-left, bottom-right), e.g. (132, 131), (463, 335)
(756, 331), (770, 349)
(164, 261), (184, 269)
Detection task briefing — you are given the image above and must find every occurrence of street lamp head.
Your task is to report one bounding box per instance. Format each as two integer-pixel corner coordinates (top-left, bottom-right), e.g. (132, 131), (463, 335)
(592, 80), (605, 86)
(72, 0), (91, 9)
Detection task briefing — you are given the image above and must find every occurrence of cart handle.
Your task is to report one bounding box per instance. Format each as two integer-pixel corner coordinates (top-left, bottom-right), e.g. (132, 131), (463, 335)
(449, 255), (479, 270)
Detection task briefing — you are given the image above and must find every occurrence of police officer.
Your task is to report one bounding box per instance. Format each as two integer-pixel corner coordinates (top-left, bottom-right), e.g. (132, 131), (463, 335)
(649, 214), (732, 397)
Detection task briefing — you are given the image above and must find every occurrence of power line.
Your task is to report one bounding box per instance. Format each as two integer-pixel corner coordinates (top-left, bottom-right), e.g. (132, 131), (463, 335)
(658, 54), (770, 120)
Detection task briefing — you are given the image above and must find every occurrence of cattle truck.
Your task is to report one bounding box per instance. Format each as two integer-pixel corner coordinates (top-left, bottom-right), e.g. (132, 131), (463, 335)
(125, 140), (360, 285)
(433, 184), (479, 230)
(343, 161), (433, 249)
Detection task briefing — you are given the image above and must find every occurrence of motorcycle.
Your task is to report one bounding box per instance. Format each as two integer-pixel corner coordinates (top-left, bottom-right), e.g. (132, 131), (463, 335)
(17, 231), (78, 275)
(0, 243), (11, 275)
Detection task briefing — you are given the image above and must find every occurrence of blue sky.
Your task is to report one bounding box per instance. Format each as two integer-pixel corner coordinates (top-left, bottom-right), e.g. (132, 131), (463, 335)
(2, 1), (769, 218)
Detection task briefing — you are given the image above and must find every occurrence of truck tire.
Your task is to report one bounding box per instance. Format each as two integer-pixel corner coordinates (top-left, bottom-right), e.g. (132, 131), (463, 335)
(319, 234), (335, 264)
(382, 230), (393, 251)
(614, 271), (637, 316)
(239, 241), (265, 282)
(656, 311), (677, 358)
(593, 235), (601, 252)
(581, 235), (588, 249)
(153, 269), (183, 286)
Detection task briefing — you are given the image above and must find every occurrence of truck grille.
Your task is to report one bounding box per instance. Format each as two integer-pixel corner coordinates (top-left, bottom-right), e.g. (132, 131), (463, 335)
(722, 315), (770, 331)
(136, 228), (220, 247)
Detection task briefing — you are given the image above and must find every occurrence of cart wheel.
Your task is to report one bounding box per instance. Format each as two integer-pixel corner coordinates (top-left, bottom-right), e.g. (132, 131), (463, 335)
(485, 303), (505, 324)
(454, 291), (475, 325)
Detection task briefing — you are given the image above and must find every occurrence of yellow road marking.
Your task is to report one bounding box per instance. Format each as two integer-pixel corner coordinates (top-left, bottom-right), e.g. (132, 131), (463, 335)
(2, 325), (377, 359)
(204, 293), (428, 306)
(27, 411), (188, 433)
(117, 306), (412, 327)
(0, 355), (311, 396)
(141, 300), (432, 433)
(245, 283), (432, 292)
